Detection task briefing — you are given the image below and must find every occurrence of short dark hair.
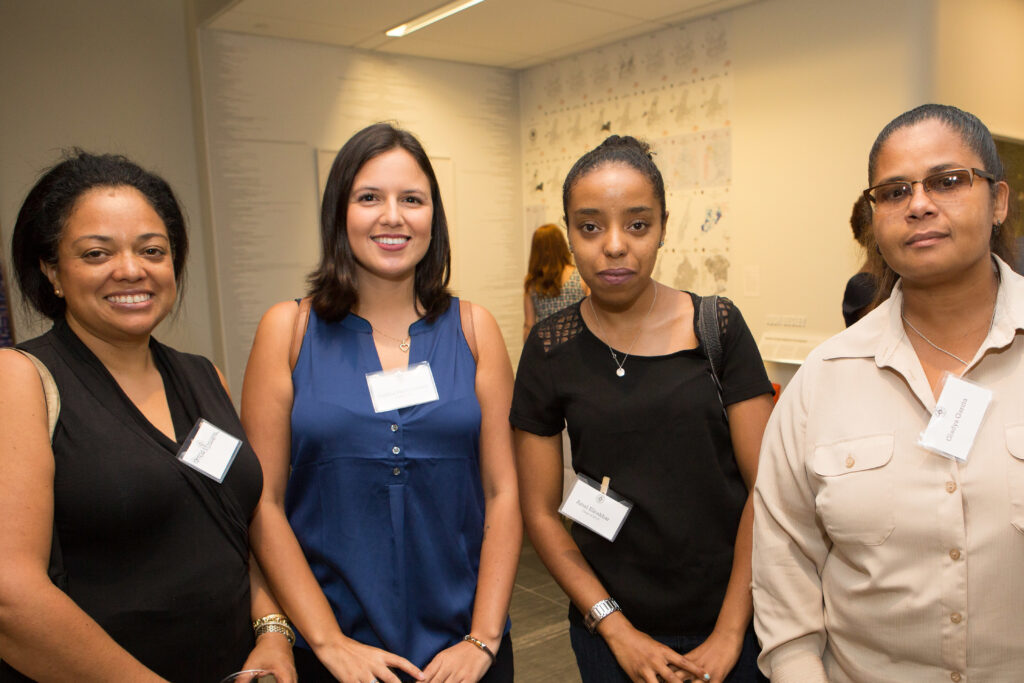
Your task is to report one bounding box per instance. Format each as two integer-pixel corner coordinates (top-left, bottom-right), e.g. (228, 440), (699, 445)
(562, 135), (667, 225)
(308, 122), (451, 322)
(867, 104), (1015, 302)
(11, 149), (188, 319)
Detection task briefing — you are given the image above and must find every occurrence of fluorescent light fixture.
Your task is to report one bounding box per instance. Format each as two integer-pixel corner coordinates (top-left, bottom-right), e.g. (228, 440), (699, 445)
(385, 0), (486, 37)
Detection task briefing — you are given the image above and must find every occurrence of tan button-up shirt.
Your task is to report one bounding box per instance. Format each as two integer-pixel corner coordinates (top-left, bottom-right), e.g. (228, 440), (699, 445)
(753, 257), (1024, 682)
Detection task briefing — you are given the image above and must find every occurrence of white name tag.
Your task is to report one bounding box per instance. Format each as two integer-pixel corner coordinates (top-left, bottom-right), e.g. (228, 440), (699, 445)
(918, 373), (993, 462)
(177, 419), (243, 482)
(558, 473), (633, 542)
(366, 361), (439, 413)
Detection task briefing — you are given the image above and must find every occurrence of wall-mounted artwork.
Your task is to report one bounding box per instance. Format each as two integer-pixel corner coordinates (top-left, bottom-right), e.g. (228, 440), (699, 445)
(520, 15), (734, 294)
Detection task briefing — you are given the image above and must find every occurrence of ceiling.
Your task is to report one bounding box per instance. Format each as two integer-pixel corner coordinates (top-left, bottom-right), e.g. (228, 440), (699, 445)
(205, 0), (759, 70)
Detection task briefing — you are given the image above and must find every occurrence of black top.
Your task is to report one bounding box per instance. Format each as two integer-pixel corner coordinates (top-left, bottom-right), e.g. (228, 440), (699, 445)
(842, 271), (876, 327)
(4, 318), (261, 682)
(511, 294), (773, 635)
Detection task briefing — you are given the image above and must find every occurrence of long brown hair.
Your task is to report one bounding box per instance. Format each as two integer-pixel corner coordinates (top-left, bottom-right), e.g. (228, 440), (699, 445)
(524, 224), (573, 297)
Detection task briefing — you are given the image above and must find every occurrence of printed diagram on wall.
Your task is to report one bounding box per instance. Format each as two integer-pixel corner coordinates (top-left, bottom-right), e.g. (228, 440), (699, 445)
(520, 15), (733, 294)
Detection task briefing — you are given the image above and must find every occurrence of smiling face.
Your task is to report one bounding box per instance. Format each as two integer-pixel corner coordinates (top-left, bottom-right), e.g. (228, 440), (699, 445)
(346, 147), (433, 286)
(42, 185), (177, 345)
(566, 162), (666, 307)
(871, 118), (1009, 289)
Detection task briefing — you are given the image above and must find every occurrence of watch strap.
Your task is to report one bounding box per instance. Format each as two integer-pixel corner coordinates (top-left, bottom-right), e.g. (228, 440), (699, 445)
(584, 597), (621, 633)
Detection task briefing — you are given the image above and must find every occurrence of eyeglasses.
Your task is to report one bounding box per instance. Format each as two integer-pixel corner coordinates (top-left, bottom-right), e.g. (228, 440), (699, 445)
(863, 168), (995, 212)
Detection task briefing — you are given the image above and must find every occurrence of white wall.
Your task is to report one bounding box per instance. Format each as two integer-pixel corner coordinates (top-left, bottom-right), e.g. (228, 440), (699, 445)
(933, 0), (1024, 142)
(198, 30), (522, 393)
(729, 0), (932, 339)
(0, 0), (216, 358)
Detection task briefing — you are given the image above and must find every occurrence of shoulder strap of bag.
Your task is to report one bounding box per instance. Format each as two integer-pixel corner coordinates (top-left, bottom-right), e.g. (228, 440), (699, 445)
(289, 297), (312, 372)
(459, 299), (479, 363)
(14, 349), (60, 439)
(696, 295), (728, 423)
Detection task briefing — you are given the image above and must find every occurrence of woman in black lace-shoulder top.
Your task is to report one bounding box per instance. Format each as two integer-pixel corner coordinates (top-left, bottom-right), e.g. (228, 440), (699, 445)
(512, 135), (774, 683)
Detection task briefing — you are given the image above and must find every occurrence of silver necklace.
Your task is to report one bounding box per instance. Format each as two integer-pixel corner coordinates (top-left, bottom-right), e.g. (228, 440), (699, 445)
(902, 314), (968, 365)
(588, 285), (658, 378)
(371, 326), (410, 353)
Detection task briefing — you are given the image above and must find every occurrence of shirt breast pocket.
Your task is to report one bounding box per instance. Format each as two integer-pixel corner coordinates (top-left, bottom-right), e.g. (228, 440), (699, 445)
(1005, 424), (1024, 534)
(812, 434), (895, 546)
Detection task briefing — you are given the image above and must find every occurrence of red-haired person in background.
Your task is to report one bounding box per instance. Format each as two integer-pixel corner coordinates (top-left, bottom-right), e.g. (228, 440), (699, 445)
(523, 224), (588, 340)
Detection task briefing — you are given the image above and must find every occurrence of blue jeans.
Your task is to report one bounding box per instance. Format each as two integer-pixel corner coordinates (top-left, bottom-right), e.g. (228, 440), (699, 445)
(568, 620), (765, 683)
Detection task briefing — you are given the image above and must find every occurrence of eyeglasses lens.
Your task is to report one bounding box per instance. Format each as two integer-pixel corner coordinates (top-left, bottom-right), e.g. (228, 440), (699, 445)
(870, 170), (974, 211)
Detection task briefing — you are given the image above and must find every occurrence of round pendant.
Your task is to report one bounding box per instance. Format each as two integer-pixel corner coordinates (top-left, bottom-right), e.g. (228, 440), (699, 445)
(616, 367), (626, 377)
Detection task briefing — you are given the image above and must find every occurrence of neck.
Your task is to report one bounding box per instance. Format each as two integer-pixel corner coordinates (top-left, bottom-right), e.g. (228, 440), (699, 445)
(64, 315), (155, 375)
(353, 271), (421, 329)
(901, 260), (998, 333)
(590, 279), (658, 324)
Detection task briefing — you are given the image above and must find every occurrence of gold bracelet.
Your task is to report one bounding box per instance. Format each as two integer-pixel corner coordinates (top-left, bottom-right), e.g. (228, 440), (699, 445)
(252, 613), (295, 646)
(463, 635), (496, 662)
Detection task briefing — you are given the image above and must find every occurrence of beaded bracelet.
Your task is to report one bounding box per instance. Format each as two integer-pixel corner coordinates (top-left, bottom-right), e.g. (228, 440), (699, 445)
(463, 635), (496, 662)
(252, 613), (295, 646)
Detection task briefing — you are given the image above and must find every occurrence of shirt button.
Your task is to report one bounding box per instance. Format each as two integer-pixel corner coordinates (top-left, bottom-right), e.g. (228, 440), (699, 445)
(946, 481), (957, 493)
(390, 423), (399, 432)
(950, 672), (962, 682)
(392, 467), (401, 476)
(392, 446), (401, 455)
(844, 456), (855, 468)
(950, 612), (962, 624)
(949, 549), (961, 560)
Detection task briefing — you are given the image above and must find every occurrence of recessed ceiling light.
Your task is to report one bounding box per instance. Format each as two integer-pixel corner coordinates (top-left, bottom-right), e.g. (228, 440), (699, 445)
(385, 0), (487, 38)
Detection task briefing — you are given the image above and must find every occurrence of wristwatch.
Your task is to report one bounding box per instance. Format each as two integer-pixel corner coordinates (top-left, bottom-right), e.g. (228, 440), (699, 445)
(584, 598), (621, 633)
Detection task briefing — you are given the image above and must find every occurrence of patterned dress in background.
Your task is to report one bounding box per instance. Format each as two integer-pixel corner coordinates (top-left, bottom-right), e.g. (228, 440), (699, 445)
(530, 268), (586, 322)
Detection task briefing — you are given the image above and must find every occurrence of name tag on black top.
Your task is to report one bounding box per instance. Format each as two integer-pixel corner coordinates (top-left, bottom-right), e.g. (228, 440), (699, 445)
(177, 418), (242, 483)
(559, 473), (633, 541)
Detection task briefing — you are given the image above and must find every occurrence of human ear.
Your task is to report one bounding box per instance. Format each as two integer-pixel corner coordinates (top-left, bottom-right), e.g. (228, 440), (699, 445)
(992, 180), (1010, 226)
(40, 259), (61, 295)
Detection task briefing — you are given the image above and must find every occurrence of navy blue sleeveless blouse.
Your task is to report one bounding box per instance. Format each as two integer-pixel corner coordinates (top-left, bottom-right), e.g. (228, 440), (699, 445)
(286, 298), (497, 667)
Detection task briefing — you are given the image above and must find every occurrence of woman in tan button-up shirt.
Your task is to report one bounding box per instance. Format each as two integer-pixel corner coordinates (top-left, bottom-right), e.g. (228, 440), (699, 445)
(752, 104), (1021, 682)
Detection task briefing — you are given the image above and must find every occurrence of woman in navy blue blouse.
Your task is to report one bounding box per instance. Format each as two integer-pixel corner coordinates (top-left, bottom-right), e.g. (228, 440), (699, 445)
(242, 123), (521, 683)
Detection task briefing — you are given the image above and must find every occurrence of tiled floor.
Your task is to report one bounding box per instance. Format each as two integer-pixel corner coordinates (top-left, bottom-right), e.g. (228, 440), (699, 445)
(509, 539), (582, 682)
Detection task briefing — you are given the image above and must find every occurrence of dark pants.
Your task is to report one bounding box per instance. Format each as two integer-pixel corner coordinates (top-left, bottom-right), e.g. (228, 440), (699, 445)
(293, 633), (514, 682)
(568, 621), (765, 683)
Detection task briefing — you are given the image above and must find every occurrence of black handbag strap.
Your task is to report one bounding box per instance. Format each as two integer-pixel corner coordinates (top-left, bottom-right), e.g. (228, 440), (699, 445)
(697, 295), (728, 423)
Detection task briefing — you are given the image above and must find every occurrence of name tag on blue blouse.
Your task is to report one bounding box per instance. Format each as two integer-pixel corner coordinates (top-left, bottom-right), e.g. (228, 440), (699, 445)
(559, 473), (633, 541)
(176, 419), (243, 482)
(366, 361), (440, 413)
(918, 373), (992, 462)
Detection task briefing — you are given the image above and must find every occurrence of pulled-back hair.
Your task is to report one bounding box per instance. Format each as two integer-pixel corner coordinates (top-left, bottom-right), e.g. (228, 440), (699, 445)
(562, 135), (667, 224)
(11, 149), (188, 319)
(308, 122), (451, 322)
(868, 104), (1015, 303)
(524, 224), (573, 297)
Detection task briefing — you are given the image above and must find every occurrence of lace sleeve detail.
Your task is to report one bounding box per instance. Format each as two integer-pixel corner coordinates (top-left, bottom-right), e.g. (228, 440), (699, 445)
(535, 304), (585, 353)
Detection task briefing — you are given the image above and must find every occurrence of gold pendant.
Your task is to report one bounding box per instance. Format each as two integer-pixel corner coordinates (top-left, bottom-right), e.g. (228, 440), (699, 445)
(400, 339), (410, 353)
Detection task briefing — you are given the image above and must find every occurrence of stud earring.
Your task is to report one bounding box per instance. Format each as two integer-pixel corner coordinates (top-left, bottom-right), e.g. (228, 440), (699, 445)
(658, 240), (665, 248)
(54, 288), (62, 297)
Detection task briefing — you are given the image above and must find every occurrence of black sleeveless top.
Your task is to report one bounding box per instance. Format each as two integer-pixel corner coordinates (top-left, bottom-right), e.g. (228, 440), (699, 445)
(4, 318), (261, 682)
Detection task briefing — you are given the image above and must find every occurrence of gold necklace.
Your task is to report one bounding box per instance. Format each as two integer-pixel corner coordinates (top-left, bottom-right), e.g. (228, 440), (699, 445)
(371, 326), (410, 353)
(588, 284), (658, 378)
